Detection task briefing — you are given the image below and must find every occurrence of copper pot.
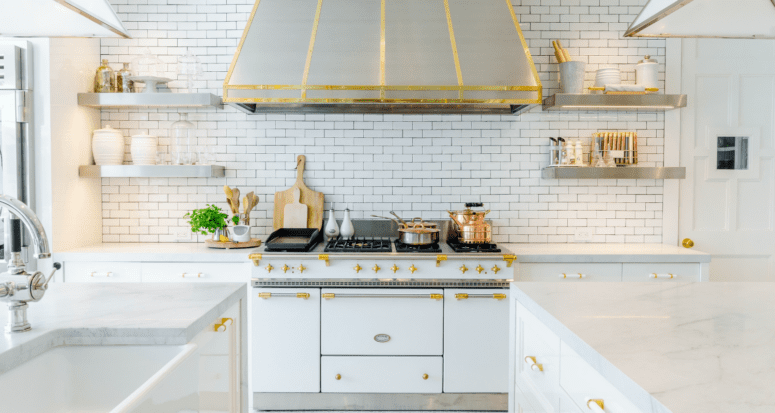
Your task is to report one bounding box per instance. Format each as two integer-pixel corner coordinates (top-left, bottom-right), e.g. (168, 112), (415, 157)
(447, 203), (492, 244)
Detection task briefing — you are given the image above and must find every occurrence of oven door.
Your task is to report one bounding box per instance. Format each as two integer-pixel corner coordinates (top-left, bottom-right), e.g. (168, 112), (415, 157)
(320, 288), (444, 356)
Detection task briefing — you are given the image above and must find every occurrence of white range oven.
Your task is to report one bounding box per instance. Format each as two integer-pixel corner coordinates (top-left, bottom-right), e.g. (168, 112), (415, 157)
(248, 226), (515, 411)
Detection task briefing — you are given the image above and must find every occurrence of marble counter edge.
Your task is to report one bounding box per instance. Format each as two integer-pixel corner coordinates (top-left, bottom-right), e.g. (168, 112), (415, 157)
(511, 285), (672, 413)
(0, 284), (248, 376)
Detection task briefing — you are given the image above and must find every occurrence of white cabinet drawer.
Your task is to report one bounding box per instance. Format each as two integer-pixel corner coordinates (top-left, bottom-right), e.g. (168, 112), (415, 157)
(253, 288), (320, 393)
(516, 303), (562, 413)
(321, 288), (443, 356)
(321, 356), (442, 393)
(622, 263), (700, 282)
(142, 262), (247, 282)
(519, 263), (622, 282)
(63, 261), (141, 282)
(560, 342), (645, 413)
(444, 289), (509, 393)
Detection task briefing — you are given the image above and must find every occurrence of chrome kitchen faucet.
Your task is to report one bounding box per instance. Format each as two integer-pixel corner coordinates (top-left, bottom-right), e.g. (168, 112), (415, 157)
(0, 194), (60, 333)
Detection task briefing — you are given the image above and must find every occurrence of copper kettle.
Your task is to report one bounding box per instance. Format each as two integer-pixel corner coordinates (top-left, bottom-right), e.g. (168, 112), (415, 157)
(447, 203), (492, 244)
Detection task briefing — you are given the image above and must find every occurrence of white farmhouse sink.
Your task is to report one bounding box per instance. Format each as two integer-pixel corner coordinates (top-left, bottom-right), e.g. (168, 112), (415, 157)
(0, 344), (199, 413)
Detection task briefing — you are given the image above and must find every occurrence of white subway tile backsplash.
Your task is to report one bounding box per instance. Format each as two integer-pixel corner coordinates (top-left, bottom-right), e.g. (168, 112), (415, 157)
(99, 0), (664, 244)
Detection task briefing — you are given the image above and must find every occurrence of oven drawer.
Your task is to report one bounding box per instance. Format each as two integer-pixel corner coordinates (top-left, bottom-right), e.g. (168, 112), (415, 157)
(321, 288), (443, 356)
(321, 356), (442, 393)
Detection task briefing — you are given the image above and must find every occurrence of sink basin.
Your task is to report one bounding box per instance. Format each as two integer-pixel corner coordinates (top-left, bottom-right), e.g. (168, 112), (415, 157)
(0, 344), (199, 413)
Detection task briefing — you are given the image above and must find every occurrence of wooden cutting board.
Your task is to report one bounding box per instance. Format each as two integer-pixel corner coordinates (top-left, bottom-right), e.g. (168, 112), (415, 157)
(283, 188), (308, 228)
(273, 155), (324, 230)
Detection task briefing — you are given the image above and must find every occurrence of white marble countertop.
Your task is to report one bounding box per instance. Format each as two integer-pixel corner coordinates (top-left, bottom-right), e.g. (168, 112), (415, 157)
(54, 242), (710, 263)
(504, 243), (710, 263)
(513, 282), (775, 413)
(0, 283), (246, 375)
(53, 243), (258, 262)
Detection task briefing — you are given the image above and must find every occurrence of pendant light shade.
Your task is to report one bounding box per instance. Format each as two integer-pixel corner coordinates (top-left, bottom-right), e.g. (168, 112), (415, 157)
(625, 0), (775, 39)
(0, 0), (130, 38)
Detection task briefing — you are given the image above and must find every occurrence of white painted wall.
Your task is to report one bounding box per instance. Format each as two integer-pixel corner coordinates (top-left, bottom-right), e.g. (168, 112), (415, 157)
(97, 0), (670, 244)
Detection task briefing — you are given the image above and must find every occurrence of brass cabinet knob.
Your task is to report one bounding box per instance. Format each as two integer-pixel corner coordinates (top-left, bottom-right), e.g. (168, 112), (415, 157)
(265, 264), (274, 273)
(391, 264), (399, 273)
(475, 265), (484, 274)
(682, 238), (694, 248)
(354, 264), (362, 273)
(459, 265), (468, 274)
(491, 265), (501, 274)
(281, 264), (289, 273)
(335, 374), (341, 380)
(298, 264), (306, 273)
(372, 264), (381, 273)
(422, 373), (429, 380)
(409, 264), (417, 274)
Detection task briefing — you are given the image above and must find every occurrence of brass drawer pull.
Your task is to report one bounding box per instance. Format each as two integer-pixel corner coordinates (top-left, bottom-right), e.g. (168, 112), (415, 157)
(649, 273), (675, 279)
(455, 293), (506, 300)
(586, 399), (604, 412)
(258, 292), (311, 299)
(524, 356), (543, 372)
(335, 374), (341, 380)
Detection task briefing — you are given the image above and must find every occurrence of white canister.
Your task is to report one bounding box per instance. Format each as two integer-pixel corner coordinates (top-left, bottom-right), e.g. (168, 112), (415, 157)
(130, 134), (158, 165)
(91, 125), (125, 165)
(635, 55), (658, 89)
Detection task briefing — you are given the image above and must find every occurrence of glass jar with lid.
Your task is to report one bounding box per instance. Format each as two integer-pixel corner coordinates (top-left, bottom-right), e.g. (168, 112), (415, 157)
(169, 113), (195, 165)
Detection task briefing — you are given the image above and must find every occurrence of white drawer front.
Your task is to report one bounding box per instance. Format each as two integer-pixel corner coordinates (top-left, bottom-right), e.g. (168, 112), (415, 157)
(253, 288), (320, 393)
(142, 262), (247, 282)
(516, 303), (562, 413)
(444, 289), (509, 393)
(63, 261), (141, 282)
(321, 288), (443, 356)
(622, 263), (700, 282)
(560, 342), (645, 413)
(321, 356), (442, 393)
(519, 263), (622, 282)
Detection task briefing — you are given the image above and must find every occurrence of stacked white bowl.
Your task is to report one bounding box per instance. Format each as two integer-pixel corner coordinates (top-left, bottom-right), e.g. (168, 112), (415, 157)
(594, 68), (621, 88)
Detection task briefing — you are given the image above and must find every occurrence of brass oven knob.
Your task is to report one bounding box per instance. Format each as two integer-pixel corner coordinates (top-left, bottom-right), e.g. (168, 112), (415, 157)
(298, 264), (306, 273)
(354, 264), (362, 273)
(391, 264), (399, 273)
(409, 264), (417, 274)
(492, 265), (501, 274)
(475, 265), (484, 274)
(422, 374), (429, 380)
(281, 264), (289, 273)
(372, 264), (381, 273)
(459, 265), (468, 274)
(335, 374), (341, 380)
(265, 264), (274, 273)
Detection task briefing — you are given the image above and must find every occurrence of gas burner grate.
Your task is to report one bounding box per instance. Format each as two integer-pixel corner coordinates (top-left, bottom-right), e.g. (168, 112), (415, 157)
(446, 240), (502, 253)
(324, 237), (393, 253)
(393, 240), (443, 253)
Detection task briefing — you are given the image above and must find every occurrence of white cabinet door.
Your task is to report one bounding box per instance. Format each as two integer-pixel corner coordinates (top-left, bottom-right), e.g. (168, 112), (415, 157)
(192, 302), (241, 413)
(621, 263), (700, 282)
(252, 288), (320, 393)
(320, 288), (443, 356)
(321, 356), (442, 393)
(141, 262), (248, 283)
(519, 263), (622, 282)
(444, 289), (509, 393)
(515, 303), (562, 413)
(63, 261), (142, 282)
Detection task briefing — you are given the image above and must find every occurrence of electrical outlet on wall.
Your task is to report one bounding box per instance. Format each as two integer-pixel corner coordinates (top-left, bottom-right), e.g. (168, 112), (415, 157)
(175, 228), (192, 241)
(575, 228), (593, 242)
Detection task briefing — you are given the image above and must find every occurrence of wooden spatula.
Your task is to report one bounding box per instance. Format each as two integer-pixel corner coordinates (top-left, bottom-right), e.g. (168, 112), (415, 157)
(283, 188), (308, 228)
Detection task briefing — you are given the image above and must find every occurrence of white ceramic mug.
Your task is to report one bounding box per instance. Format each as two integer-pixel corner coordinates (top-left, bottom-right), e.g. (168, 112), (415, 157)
(229, 225), (251, 243)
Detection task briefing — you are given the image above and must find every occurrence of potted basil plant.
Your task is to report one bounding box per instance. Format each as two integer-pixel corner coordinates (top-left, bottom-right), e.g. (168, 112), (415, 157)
(185, 204), (229, 241)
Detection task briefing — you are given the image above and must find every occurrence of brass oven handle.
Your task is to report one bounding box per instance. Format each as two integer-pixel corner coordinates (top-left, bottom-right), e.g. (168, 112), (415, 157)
(455, 293), (507, 300)
(258, 292), (310, 299)
(321, 293), (443, 300)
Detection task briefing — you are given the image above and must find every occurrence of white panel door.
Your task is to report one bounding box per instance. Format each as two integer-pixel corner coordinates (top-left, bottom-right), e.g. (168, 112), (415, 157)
(252, 288), (320, 393)
(680, 39), (775, 281)
(444, 289), (509, 393)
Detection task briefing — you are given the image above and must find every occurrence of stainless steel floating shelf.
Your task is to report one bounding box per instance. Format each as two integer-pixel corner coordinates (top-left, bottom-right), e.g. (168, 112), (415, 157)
(77, 93), (223, 109)
(542, 94), (687, 112)
(542, 167), (686, 179)
(79, 165), (225, 178)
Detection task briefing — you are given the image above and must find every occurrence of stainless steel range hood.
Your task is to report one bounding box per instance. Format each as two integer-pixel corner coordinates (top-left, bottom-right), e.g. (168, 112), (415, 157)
(0, 0), (130, 38)
(625, 0), (775, 38)
(224, 0), (542, 114)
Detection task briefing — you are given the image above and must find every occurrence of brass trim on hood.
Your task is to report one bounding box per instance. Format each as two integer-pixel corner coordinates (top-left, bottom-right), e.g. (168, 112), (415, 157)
(223, 0), (542, 112)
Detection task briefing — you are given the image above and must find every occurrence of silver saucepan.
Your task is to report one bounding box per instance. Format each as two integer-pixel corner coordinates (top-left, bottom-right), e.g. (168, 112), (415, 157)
(371, 215), (440, 245)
